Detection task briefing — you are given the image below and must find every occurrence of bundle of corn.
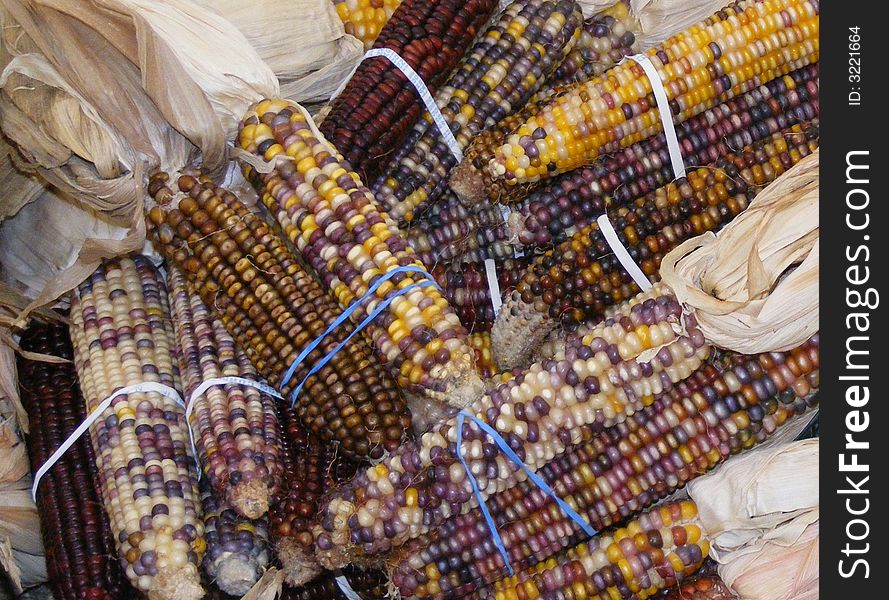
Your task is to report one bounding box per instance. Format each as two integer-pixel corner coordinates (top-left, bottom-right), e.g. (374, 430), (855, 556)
(332, 0), (404, 48)
(507, 64), (819, 249)
(69, 255), (204, 600)
(147, 172), (411, 459)
(319, 0), (499, 181)
(313, 283), (711, 568)
(17, 323), (134, 600)
(238, 100), (483, 411)
(167, 266), (283, 518)
(388, 336), (818, 598)
(270, 404), (361, 586)
(405, 192), (514, 267)
(199, 485), (271, 596)
(431, 256), (532, 332)
(450, 0), (820, 203)
(370, 0), (585, 224)
(492, 121), (818, 367)
(480, 500), (710, 599)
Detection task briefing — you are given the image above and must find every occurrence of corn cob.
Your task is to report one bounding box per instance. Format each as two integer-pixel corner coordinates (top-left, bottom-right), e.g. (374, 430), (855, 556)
(492, 121), (819, 368)
(371, 0), (585, 224)
(389, 337), (819, 598)
(270, 404), (361, 586)
(199, 485), (271, 596)
(470, 332), (498, 380)
(405, 192), (515, 266)
(69, 255), (204, 600)
(167, 265), (283, 518)
(431, 256), (532, 332)
(147, 173), (411, 459)
(321, 0), (499, 181)
(548, 1), (638, 88)
(239, 100), (483, 410)
(18, 323), (136, 600)
(478, 500), (709, 600)
(333, 0), (404, 48)
(279, 567), (389, 600)
(658, 575), (738, 599)
(313, 285), (710, 568)
(450, 0), (820, 202)
(508, 64), (819, 248)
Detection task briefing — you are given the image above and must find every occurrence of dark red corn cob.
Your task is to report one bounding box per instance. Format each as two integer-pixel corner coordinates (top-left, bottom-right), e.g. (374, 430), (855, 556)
(18, 322), (136, 600)
(319, 0), (499, 182)
(280, 567), (389, 600)
(389, 338), (820, 598)
(270, 404), (361, 586)
(657, 575), (738, 600)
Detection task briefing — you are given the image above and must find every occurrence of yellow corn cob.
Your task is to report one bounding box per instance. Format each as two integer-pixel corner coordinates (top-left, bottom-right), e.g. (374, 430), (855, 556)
(334, 0), (403, 48)
(450, 0), (819, 202)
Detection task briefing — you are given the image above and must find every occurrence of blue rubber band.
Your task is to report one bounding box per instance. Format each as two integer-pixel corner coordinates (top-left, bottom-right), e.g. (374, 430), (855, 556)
(456, 410), (598, 575)
(281, 265), (440, 407)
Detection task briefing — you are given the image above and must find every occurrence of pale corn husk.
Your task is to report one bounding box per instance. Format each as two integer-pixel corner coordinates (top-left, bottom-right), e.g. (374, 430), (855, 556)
(241, 568), (285, 600)
(0, 140), (44, 224)
(193, 0), (364, 104)
(0, 338), (47, 594)
(660, 151), (819, 354)
(629, 0), (738, 48)
(577, 0), (624, 18)
(687, 440), (819, 600)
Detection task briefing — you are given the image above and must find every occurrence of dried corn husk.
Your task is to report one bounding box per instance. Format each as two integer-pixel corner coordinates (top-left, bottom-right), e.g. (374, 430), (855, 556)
(660, 151), (819, 354)
(192, 0), (364, 104)
(0, 141), (44, 224)
(0, 0), (283, 323)
(687, 440), (819, 600)
(0, 338), (47, 594)
(629, 0), (738, 48)
(577, 0), (625, 18)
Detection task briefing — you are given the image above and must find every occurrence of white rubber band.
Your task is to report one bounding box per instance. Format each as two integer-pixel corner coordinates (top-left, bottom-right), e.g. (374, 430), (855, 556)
(329, 48), (463, 162)
(484, 258), (504, 316)
(622, 54), (686, 180)
(31, 382), (186, 502)
(597, 213), (653, 291)
(183, 376), (283, 480)
(334, 573), (364, 600)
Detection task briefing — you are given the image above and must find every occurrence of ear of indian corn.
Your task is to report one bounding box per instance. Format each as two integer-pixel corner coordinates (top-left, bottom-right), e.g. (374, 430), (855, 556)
(147, 172), (411, 459)
(69, 254), (205, 600)
(389, 336), (819, 598)
(431, 256), (532, 332)
(450, 0), (819, 202)
(199, 484), (271, 596)
(238, 100), (484, 410)
(278, 567), (389, 600)
(502, 64), (819, 249)
(321, 0), (499, 181)
(405, 191), (515, 266)
(313, 285), (710, 568)
(477, 500), (710, 600)
(167, 265), (284, 518)
(270, 403), (361, 586)
(492, 120), (819, 368)
(333, 0), (404, 48)
(371, 0), (585, 224)
(659, 575), (739, 599)
(18, 322), (136, 600)
(547, 1), (639, 88)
